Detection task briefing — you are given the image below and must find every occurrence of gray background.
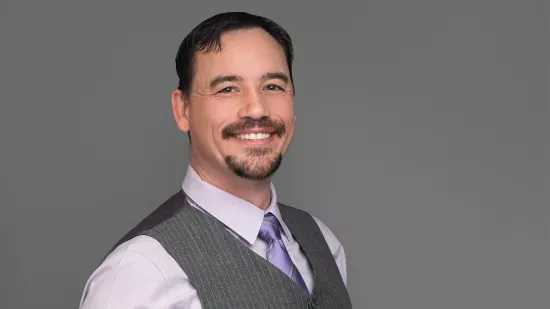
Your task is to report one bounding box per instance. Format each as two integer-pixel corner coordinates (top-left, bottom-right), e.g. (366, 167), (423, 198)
(1, 0), (548, 308)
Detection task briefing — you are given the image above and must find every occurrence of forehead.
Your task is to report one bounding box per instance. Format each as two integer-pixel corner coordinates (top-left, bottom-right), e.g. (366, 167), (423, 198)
(192, 28), (289, 84)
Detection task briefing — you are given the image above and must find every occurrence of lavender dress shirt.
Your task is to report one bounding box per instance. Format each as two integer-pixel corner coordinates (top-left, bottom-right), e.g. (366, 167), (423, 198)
(79, 165), (347, 309)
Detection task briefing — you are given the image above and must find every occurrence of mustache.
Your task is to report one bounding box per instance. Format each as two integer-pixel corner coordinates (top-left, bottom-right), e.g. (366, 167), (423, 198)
(222, 118), (286, 140)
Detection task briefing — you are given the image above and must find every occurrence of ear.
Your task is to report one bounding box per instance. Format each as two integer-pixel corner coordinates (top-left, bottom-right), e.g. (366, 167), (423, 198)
(172, 89), (190, 132)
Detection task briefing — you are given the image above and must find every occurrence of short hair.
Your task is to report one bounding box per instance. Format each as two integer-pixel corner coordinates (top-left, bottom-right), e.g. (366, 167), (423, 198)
(175, 12), (295, 95)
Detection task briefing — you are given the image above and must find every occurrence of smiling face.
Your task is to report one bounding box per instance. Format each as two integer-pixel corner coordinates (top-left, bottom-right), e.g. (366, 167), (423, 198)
(173, 28), (296, 182)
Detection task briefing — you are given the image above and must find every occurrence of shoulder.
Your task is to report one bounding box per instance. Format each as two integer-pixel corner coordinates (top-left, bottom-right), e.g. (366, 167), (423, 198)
(279, 204), (345, 257)
(279, 203), (344, 254)
(311, 216), (343, 254)
(311, 215), (348, 285)
(79, 235), (193, 309)
(279, 203), (348, 285)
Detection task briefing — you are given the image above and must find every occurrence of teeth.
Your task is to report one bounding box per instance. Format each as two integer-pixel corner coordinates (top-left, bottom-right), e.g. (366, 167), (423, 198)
(237, 133), (271, 140)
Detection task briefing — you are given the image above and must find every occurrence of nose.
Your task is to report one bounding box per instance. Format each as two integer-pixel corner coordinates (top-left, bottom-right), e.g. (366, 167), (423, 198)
(237, 90), (270, 119)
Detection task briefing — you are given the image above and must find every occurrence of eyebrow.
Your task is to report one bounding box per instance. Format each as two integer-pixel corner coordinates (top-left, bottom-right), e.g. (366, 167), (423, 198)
(209, 75), (244, 89)
(261, 72), (290, 84)
(208, 72), (290, 90)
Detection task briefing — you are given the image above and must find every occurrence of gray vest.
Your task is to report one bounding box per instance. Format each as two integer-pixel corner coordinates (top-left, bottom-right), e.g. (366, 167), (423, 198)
(112, 190), (352, 309)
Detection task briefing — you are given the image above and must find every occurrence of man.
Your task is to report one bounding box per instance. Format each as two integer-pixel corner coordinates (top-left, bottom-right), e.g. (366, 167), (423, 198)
(80, 12), (352, 309)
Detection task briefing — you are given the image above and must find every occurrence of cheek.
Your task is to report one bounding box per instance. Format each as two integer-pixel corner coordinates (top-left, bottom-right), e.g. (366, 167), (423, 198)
(275, 102), (295, 126)
(204, 104), (236, 135)
(189, 106), (220, 145)
(266, 94), (294, 118)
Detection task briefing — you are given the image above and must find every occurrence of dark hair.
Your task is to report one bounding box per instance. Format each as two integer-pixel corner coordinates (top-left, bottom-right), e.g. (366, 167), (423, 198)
(175, 12), (295, 95)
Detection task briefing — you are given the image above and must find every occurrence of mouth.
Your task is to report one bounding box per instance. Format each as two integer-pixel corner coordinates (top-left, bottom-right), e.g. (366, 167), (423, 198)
(230, 129), (277, 146)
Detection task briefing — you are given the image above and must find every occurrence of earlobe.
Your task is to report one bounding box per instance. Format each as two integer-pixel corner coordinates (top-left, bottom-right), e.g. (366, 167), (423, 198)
(171, 90), (190, 132)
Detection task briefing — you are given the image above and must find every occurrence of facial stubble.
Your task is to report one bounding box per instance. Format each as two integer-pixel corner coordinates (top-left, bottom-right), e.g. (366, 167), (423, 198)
(224, 148), (283, 181)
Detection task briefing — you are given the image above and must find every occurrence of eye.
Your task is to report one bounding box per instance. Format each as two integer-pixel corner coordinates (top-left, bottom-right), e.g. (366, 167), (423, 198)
(265, 84), (284, 91)
(218, 86), (236, 94)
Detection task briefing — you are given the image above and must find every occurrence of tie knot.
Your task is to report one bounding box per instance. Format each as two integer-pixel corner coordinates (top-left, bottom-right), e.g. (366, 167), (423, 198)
(258, 213), (282, 242)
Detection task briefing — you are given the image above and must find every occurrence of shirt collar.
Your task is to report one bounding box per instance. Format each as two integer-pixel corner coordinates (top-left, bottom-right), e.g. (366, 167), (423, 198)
(265, 191), (292, 240)
(182, 165), (285, 245)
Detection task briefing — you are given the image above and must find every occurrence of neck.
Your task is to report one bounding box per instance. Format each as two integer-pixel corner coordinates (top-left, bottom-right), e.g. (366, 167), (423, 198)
(191, 161), (272, 211)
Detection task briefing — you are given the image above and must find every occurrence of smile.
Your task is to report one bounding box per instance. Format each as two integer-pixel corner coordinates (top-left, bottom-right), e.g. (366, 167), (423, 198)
(236, 133), (272, 140)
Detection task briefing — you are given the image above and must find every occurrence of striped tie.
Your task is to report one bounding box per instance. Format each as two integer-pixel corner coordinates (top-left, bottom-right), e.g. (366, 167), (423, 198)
(258, 213), (309, 294)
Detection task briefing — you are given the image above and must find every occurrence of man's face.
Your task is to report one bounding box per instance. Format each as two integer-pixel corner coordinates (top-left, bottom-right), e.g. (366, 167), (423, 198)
(184, 28), (295, 181)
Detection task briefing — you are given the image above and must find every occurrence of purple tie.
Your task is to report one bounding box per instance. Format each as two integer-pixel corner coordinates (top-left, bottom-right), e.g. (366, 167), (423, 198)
(258, 213), (310, 295)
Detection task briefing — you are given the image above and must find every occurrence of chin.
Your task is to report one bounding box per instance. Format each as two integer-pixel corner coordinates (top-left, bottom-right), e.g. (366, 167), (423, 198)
(224, 153), (283, 181)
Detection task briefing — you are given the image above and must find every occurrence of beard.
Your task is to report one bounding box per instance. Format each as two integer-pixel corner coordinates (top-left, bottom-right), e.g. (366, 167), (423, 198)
(224, 148), (283, 181)
(221, 117), (287, 180)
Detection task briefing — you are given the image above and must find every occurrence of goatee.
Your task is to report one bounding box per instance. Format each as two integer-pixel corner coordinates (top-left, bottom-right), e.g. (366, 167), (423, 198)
(225, 151), (283, 181)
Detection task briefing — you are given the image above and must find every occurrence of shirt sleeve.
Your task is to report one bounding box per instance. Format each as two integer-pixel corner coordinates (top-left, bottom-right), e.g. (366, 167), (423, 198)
(79, 236), (201, 309)
(312, 217), (348, 286)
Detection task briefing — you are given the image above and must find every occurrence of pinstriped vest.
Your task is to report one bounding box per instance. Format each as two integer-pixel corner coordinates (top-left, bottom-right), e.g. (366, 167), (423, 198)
(112, 190), (352, 309)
